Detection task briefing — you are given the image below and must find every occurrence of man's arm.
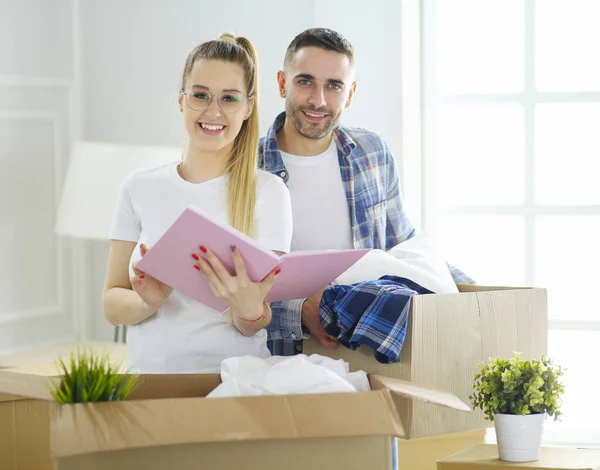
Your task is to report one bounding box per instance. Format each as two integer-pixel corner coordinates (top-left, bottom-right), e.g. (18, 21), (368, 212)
(267, 290), (336, 354)
(267, 299), (304, 355)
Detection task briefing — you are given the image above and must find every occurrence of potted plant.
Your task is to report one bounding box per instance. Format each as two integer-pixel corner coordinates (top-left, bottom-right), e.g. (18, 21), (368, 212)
(469, 352), (565, 462)
(47, 349), (139, 404)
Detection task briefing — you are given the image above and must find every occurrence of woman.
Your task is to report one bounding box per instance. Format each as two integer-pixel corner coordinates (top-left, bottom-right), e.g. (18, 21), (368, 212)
(102, 33), (293, 374)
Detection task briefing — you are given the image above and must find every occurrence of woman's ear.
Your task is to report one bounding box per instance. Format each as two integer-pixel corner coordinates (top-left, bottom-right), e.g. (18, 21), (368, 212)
(244, 97), (255, 120)
(178, 89), (184, 112)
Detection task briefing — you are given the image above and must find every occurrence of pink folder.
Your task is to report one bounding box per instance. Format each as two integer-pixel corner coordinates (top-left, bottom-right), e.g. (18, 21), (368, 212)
(135, 205), (370, 313)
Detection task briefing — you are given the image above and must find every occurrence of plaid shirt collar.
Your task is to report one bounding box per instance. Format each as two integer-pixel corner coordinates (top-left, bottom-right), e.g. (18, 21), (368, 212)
(261, 111), (356, 182)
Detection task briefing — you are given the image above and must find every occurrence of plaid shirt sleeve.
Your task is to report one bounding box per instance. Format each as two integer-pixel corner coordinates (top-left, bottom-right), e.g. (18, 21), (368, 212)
(383, 140), (416, 250)
(266, 299), (305, 356)
(320, 276), (434, 363)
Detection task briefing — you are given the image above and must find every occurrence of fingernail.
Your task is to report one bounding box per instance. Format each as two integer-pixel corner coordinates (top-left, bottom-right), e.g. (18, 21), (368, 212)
(230, 245), (237, 252)
(139, 274), (146, 279)
(194, 265), (201, 271)
(200, 245), (207, 253)
(192, 253), (199, 260)
(274, 268), (281, 275)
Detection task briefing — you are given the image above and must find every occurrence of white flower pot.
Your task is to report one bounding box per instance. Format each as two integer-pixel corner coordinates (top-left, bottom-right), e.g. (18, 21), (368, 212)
(494, 413), (544, 462)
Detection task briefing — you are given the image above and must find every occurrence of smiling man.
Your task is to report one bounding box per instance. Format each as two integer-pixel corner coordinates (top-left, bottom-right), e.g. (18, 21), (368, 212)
(259, 28), (474, 357)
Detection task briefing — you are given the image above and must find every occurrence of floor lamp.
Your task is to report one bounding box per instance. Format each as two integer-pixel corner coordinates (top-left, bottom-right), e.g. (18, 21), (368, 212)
(54, 141), (180, 342)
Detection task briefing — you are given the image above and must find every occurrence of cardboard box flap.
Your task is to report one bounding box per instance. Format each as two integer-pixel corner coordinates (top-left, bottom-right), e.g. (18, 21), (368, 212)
(370, 375), (471, 412)
(0, 392), (24, 403)
(51, 390), (406, 459)
(457, 284), (531, 293)
(126, 373), (222, 400)
(0, 370), (55, 401)
(0, 369), (223, 402)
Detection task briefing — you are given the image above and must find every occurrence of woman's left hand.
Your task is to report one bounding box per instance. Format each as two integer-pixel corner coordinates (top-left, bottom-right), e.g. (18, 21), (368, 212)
(192, 244), (280, 319)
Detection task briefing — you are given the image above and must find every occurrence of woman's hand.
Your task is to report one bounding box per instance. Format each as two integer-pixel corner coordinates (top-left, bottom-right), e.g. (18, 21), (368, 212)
(192, 245), (280, 321)
(131, 243), (174, 310)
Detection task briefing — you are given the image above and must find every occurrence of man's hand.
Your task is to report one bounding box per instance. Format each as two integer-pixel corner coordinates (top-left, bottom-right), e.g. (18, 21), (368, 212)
(302, 287), (337, 349)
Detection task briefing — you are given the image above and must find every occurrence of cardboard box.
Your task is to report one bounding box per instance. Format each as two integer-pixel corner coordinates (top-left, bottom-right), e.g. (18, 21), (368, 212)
(304, 285), (548, 438)
(397, 429), (486, 470)
(0, 369), (470, 470)
(437, 444), (600, 469)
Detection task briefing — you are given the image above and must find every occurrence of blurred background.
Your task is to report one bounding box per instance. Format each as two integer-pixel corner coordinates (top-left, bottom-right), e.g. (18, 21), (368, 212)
(0, 0), (598, 447)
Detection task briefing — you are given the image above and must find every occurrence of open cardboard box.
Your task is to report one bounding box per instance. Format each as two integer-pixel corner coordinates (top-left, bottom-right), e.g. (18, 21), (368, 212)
(0, 369), (470, 470)
(304, 284), (548, 469)
(0, 285), (547, 470)
(305, 284), (548, 439)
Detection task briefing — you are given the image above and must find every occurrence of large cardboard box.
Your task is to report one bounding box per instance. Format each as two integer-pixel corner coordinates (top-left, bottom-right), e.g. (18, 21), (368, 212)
(304, 284), (548, 438)
(396, 429), (486, 470)
(0, 368), (470, 470)
(437, 444), (600, 469)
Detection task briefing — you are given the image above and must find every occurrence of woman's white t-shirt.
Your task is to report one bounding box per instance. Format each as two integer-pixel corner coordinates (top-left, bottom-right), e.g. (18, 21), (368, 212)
(109, 162), (293, 374)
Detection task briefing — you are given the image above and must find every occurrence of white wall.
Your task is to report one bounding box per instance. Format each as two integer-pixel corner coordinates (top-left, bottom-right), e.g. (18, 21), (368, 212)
(79, 0), (407, 342)
(0, 0), (77, 353)
(0, 0), (408, 348)
(79, 0), (404, 148)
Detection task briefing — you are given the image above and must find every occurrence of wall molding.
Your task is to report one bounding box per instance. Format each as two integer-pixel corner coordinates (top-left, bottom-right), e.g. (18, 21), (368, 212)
(0, 75), (72, 88)
(0, 1), (80, 355)
(0, 110), (68, 328)
(0, 110), (61, 120)
(0, 307), (63, 325)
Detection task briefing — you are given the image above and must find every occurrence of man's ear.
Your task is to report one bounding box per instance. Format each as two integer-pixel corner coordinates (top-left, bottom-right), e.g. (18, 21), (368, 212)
(345, 82), (357, 108)
(277, 70), (287, 98)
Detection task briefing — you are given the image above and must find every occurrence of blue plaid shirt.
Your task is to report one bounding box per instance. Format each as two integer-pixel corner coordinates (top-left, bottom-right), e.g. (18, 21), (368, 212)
(320, 276), (434, 364)
(259, 112), (474, 356)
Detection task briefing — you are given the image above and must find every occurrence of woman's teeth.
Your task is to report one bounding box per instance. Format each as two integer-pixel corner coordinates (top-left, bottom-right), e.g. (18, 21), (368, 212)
(200, 123), (224, 130)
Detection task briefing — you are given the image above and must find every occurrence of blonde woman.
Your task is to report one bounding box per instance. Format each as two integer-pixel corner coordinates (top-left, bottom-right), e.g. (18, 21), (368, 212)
(102, 34), (293, 374)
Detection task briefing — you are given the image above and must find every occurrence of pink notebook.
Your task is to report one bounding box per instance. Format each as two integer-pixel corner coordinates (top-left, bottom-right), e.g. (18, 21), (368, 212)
(135, 205), (370, 313)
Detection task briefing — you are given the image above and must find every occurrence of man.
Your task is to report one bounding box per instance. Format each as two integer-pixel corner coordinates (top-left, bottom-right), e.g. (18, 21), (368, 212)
(259, 28), (473, 356)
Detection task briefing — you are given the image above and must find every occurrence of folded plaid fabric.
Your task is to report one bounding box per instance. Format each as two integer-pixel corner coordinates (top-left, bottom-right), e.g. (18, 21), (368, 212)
(320, 276), (434, 364)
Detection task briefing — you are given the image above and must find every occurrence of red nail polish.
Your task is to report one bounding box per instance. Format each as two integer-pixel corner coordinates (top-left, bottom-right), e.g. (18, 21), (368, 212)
(274, 268), (281, 275)
(200, 245), (207, 253)
(192, 253), (199, 260)
(139, 274), (146, 279)
(194, 265), (201, 271)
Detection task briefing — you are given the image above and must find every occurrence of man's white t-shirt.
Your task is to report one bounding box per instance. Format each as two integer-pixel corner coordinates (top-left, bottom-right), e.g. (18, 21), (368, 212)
(280, 138), (354, 251)
(109, 162), (293, 374)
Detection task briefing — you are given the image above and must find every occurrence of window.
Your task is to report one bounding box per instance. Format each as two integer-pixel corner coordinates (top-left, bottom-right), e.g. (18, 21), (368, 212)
(421, 0), (600, 445)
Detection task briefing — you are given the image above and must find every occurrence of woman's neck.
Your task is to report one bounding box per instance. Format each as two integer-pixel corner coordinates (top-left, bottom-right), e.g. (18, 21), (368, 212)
(178, 144), (231, 184)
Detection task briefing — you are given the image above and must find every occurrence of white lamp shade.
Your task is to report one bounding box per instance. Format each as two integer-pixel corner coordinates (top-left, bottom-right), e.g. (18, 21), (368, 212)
(55, 141), (181, 240)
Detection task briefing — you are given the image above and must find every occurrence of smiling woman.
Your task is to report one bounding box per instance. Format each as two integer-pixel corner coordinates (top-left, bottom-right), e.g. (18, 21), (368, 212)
(179, 59), (253, 156)
(100, 33), (294, 375)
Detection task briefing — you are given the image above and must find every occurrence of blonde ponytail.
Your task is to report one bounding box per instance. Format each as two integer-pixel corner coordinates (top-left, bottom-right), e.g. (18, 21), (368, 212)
(227, 35), (259, 237)
(181, 33), (260, 237)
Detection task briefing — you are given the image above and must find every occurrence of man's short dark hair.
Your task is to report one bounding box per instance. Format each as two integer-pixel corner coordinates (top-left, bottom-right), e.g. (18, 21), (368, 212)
(284, 28), (355, 68)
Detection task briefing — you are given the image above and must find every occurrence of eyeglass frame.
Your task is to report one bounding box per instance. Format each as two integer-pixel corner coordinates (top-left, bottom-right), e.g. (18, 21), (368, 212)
(180, 88), (254, 114)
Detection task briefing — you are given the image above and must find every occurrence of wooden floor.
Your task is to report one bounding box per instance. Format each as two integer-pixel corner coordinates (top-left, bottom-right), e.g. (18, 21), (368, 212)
(0, 341), (130, 375)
